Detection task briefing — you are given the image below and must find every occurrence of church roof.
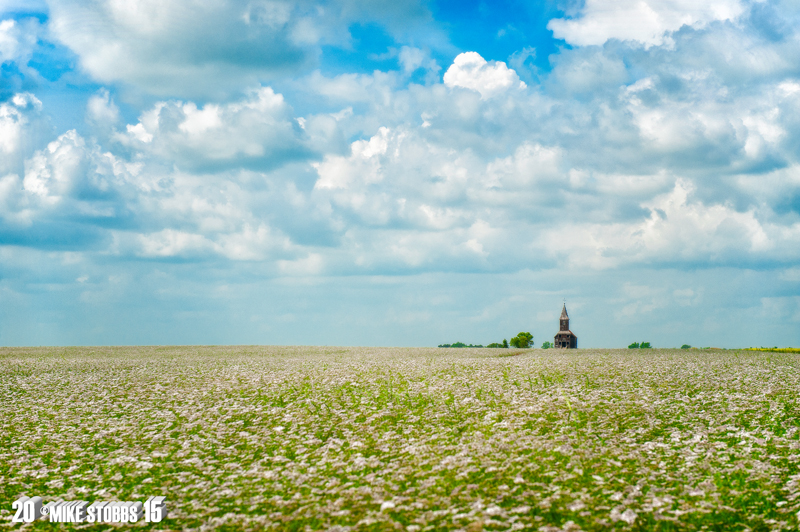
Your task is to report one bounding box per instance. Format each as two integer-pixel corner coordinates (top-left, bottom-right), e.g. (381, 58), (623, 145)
(560, 303), (569, 320)
(555, 330), (577, 338)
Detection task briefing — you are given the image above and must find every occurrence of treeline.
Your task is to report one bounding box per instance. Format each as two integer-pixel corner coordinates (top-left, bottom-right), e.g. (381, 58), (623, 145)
(437, 342), (486, 348)
(439, 332), (533, 349)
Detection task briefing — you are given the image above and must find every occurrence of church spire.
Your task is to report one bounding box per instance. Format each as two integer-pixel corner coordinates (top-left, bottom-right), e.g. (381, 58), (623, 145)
(554, 302), (577, 348)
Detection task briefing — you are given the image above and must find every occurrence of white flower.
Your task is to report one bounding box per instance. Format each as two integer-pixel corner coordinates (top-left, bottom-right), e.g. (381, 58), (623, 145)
(621, 509), (638, 524)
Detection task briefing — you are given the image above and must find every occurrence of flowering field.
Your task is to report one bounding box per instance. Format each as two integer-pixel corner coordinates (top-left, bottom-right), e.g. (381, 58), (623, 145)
(2, 346), (799, 531)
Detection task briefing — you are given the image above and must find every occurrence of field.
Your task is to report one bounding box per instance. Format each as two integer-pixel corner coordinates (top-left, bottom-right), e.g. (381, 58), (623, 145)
(1, 346), (799, 531)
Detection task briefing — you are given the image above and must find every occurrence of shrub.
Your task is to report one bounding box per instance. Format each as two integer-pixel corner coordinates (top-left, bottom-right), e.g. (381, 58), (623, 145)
(486, 342), (504, 348)
(640, 342), (652, 348)
(509, 332), (534, 348)
(681, 344), (691, 349)
(541, 341), (553, 349)
(628, 342), (640, 349)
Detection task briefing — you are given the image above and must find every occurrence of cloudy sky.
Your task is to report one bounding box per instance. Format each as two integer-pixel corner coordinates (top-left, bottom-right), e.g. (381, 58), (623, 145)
(1, 0), (799, 348)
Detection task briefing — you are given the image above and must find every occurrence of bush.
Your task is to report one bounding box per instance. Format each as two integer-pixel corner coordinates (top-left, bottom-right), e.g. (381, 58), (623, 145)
(628, 342), (640, 349)
(541, 341), (553, 349)
(510, 332), (534, 348)
(681, 344), (691, 349)
(503, 339), (509, 348)
(486, 342), (505, 348)
(640, 342), (652, 349)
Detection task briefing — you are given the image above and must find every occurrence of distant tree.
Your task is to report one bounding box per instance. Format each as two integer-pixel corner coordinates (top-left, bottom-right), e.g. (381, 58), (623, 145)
(681, 344), (691, 349)
(541, 341), (553, 349)
(628, 342), (640, 349)
(502, 339), (509, 348)
(640, 342), (652, 349)
(438, 342), (484, 348)
(510, 332), (534, 348)
(487, 342), (503, 348)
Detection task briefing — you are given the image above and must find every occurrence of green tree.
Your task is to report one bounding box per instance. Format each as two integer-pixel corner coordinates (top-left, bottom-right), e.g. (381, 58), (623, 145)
(640, 342), (652, 348)
(503, 339), (509, 348)
(628, 342), (640, 349)
(510, 332), (534, 348)
(541, 341), (553, 349)
(681, 344), (691, 349)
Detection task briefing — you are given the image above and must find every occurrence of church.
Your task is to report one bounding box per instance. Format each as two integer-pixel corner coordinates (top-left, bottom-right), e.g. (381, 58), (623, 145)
(554, 303), (578, 349)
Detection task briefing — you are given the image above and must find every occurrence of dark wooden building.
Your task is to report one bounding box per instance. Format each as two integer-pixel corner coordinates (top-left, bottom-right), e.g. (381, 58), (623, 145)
(554, 303), (578, 349)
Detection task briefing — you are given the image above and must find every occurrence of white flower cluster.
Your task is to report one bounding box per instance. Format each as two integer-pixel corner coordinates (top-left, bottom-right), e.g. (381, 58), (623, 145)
(2, 346), (798, 530)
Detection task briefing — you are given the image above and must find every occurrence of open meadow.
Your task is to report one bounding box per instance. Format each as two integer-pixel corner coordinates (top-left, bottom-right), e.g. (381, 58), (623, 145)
(1, 346), (799, 531)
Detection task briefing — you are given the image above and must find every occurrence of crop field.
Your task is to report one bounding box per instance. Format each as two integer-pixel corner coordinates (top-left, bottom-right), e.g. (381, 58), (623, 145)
(2, 346), (799, 531)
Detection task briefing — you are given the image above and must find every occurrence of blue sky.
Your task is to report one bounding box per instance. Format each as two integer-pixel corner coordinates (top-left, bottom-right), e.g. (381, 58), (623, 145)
(1, 0), (799, 348)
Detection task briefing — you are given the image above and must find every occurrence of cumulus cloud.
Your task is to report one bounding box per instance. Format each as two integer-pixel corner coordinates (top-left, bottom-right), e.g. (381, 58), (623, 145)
(1, 123), (315, 262)
(443, 52), (526, 99)
(45, 0), (436, 98)
(542, 179), (800, 269)
(119, 87), (310, 172)
(547, 0), (746, 47)
(6, 6), (800, 279)
(0, 93), (47, 176)
(20, 129), (141, 216)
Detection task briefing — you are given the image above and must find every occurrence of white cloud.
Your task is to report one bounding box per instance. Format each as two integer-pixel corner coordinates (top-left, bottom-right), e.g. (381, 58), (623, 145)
(548, 0), (746, 47)
(119, 87), (308, 170)
(0, 17), (38, 64)
(0, 93), (45, 176)
(136, 229), (215, 258)
(45, 0), (436, 98)
(443, 52), (526, 99)
(20, 129), (141, 214)
(277, 252), (323, 275)
(6, 4), (800, 279)
(44, 0), (310, 97)
(548, 48), (627, 93)
(398, 46), (439, 76)
(314, 126), (391, 190)
(0, 94), (36, 157)
(86, 89), (120, 128)
(541, 179), (800, 269)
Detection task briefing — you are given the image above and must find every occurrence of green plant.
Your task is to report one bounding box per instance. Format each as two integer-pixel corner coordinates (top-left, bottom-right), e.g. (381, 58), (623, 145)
(640, 342), (652, 348)
(681, 344), (691, 349)
(509, 332), (533, 348)
(541, 341), (553, 349)
(502, 338), (509, 348)
(3, 345), (798, 531)
(628, 342), (640, 349)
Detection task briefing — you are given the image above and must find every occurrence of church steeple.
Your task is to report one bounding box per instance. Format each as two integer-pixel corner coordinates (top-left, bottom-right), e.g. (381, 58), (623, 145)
(555, 302), (577, 348)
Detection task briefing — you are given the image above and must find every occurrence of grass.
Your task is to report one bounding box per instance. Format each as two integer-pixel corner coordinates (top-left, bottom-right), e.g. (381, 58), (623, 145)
(1, 346), (799, 531)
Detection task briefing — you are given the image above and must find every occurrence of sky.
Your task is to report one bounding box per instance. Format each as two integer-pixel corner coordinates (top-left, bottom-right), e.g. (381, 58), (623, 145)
(1, 0), (799, 348)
